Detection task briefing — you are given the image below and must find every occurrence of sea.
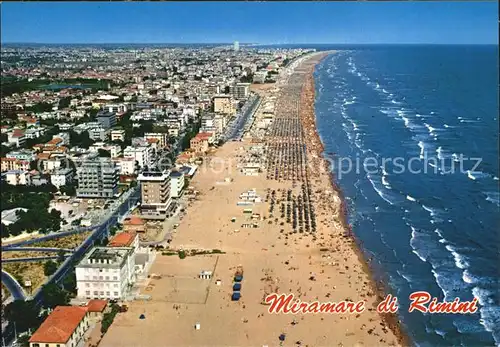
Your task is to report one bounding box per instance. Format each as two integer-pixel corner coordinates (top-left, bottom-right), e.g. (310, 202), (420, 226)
(308, 45), (499, 346)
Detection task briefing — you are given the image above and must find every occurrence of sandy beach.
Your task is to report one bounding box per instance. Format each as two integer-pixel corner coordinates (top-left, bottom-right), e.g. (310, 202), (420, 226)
(100, 52), (408, 347)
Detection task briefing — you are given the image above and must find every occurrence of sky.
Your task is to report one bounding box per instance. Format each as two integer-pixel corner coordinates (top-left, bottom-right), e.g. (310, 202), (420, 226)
(1, 2), (498, 45)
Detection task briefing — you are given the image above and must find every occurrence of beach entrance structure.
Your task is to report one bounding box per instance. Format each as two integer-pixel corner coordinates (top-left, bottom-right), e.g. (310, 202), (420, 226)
(199, 270), (213, 280)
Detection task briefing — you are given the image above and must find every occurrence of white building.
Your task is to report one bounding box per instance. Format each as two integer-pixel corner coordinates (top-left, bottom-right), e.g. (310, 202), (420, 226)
(113, 157), (137, 176)
(89, 142), (123, 158)
(110, 128), (126, 142)
(123, 145), (154, 169)
(4, 170), (31, 186)
(76, 247), (135, 300)
(230, 83), (250, 100)
(169, 170), (185, 198)
(50, 168), (74, 188)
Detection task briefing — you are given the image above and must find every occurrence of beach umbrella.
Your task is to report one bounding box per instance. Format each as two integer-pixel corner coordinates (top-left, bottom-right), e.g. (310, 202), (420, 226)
(139, 314), (146, 319)
(279, 334), (286, 342)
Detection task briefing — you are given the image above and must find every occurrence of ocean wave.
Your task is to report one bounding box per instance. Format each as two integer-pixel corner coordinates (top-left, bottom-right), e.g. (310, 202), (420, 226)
(424, 123), (440, 138)
(418, 141), (426, 159)
(422, 204), (442, 217)
(462, 269), (479, 284)
(367, 174), (397, 205)
(444, 244), (470, 270)
(484, 191), (500, 206)
(406, 195), (417, 202)
(466, 170), (491, 181)
(410, 226), (428, 262)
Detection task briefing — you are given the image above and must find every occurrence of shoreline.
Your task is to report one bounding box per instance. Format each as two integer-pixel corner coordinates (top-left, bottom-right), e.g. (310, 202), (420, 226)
(300, 51), (412, 346)
(103, 49), (410, 347)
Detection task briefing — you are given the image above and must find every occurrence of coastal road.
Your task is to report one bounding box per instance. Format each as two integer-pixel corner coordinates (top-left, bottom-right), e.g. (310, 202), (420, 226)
(1, 270), (26, 301)
(1, 256), (69, 264)
(223, 94), (261, 141)
(1, 247), (74, 253)
(1, 186), (141, 346)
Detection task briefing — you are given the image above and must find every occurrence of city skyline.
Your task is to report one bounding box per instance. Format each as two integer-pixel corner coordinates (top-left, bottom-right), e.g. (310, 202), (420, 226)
(1, 2), (498, 45)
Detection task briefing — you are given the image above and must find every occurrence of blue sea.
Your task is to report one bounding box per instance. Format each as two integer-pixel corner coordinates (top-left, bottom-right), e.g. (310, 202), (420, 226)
(312, 46), (499, 346)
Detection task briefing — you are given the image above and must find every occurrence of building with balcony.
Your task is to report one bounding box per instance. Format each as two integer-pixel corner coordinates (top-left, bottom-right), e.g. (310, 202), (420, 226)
(137, 170), (172, 220)
(213, 95), (235, 115)
(76, 155), (119, 199)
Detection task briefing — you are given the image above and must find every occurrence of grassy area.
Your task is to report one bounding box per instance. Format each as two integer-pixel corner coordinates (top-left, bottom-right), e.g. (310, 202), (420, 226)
(2, 262), (47, 294)
(29, 231), (92, 249)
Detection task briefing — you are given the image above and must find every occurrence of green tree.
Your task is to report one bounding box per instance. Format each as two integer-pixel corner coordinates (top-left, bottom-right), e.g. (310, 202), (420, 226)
(62, 271), (77, 295)
(43, 260), (58, 276)
(3, 300), (42, 333)
(60, 184), (77, 196)
(40, 283), (69, 309)
(98, 149), (111, 157)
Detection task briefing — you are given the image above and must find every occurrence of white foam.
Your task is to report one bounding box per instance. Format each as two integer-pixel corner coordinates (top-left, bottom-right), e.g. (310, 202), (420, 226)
(382, 175), (391, 188)
(436, 147), (445, 160)
(367, 174), (396, 205)
(406, 195), (417, 202)
(418, 141), (426, 159)
(484, 191), (500, 206)
(467, 170), (490, 181)
(444, 244), (469, 270)
(462, 269), (476, 284)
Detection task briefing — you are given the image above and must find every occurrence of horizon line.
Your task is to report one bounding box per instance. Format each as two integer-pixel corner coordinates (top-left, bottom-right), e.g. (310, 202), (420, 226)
(1, 42), (495, 46)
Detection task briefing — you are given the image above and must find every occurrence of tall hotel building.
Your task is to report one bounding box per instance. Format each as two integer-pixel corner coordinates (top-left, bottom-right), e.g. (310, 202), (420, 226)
(137, 170), (172, 219)
(76, 154), (119, 198)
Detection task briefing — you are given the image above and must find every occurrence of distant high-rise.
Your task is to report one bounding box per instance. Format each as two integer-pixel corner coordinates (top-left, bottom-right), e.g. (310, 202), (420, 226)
(234, 41), (240, 51)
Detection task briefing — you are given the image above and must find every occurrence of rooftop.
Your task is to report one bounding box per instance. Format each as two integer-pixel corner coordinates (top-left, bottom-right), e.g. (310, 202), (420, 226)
(29, 306), (88, 344)
(86, 299), (108, 313)
(109, 232), (137, 247)
(78, 246), (132, 268)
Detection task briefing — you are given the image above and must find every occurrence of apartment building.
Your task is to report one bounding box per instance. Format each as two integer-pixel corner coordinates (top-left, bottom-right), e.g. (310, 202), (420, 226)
(75, 246), (135, 300)
(113, 156), (137, 176)
(169, 170), (185, 198)
(137, 170), (172, 219)
(89, 142), (122, 158)
(144, 132), (168, 148)
(123, 145), (154, 169)
(5, 149), (36, 162)
(110, 128), (126, 142)
(1, 157), (30, 172)
(229, 83), (250, 100)
(29, 306), (91, 347)
(50, 168), (74, 188)
(213, 95), (235, 115)
(96, 111), (117, 130)
(7, 129), (26, 148)
(4, 170), (31, 186)
(76, 155), (119, 199)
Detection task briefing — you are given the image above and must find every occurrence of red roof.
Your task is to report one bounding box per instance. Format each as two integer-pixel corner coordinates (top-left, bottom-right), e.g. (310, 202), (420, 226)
(109, 232), (136, 247)
(29, 306), (88, 344)
(47, 137), (63, 145)
(124, 215), (144, 226)
(86, 299), (108, 313)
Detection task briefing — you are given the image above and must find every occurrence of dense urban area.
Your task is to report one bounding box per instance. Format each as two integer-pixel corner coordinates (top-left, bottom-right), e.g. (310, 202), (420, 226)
(0, 43), (315, 347)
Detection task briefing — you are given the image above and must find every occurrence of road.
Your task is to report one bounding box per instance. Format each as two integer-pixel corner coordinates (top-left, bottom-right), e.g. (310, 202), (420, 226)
(1, 186), (141, 346)
(223, 94), (261, 141)
(1, 256), (66, 264)
(2, 247), (74, 253)
(1, 270), (26, 301)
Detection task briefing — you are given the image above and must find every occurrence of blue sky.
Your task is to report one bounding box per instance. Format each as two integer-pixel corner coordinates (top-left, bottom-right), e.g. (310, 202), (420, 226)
(2, 2), (498, 44)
